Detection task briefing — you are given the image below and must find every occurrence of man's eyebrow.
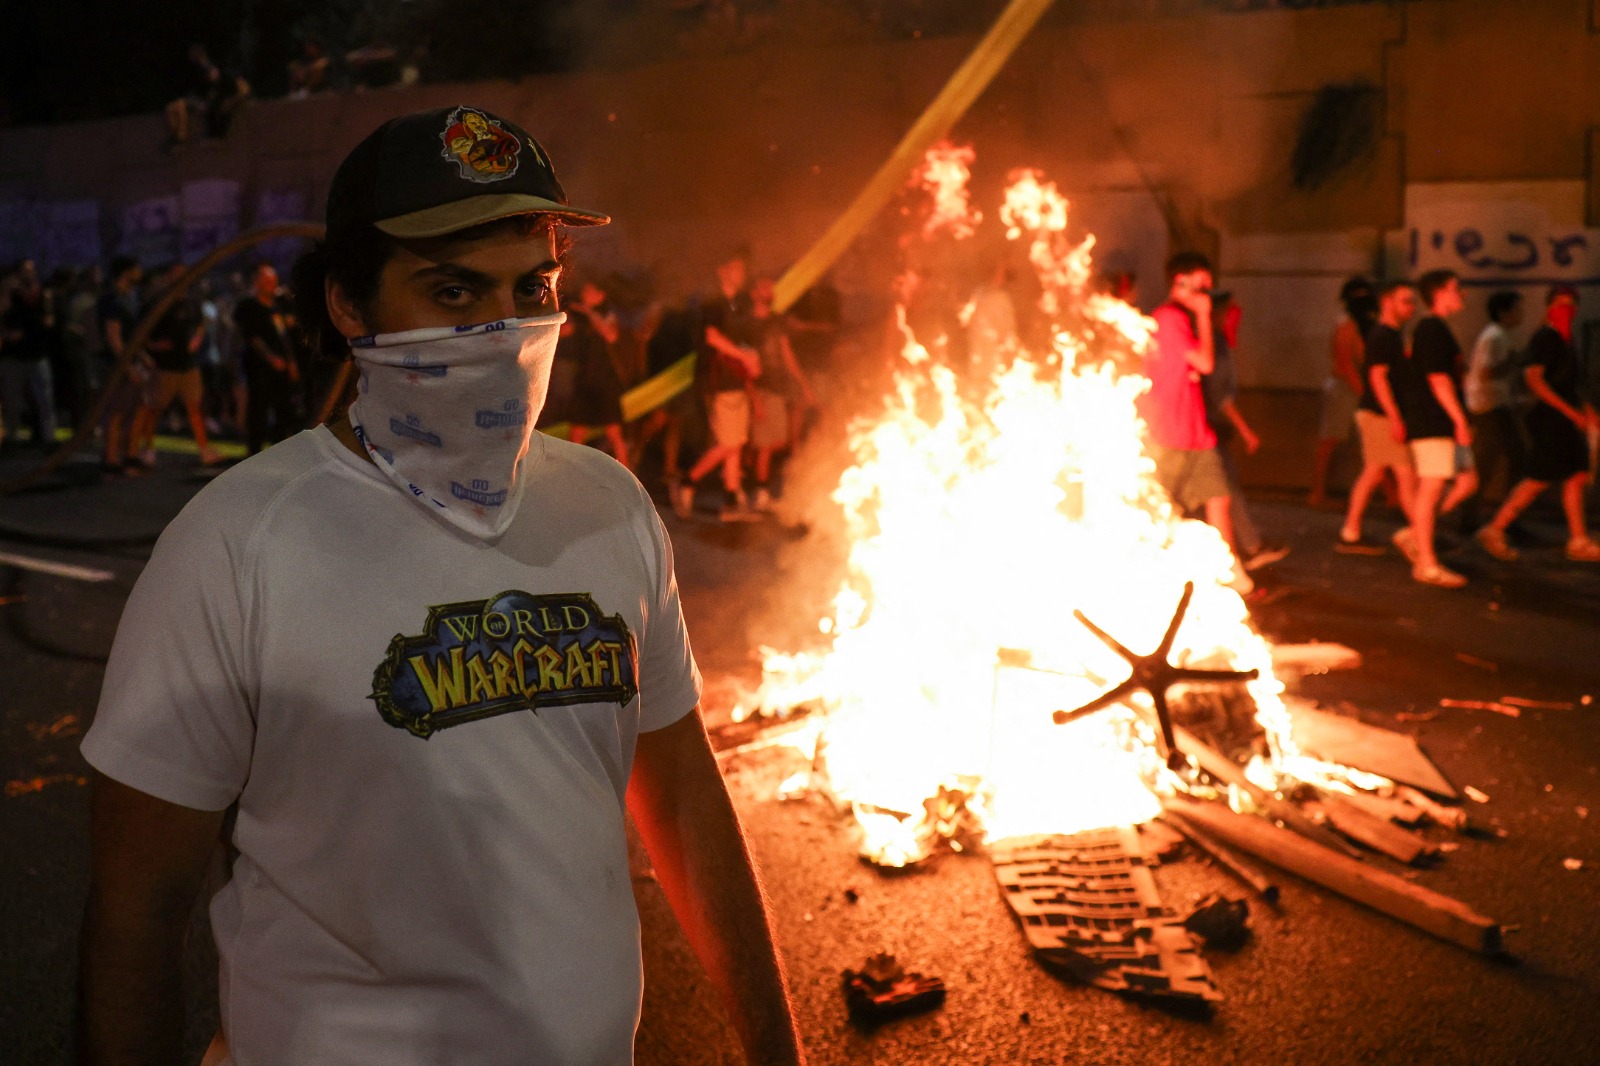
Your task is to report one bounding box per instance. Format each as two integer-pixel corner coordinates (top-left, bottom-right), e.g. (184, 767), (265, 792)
(408, 260), (562, 285)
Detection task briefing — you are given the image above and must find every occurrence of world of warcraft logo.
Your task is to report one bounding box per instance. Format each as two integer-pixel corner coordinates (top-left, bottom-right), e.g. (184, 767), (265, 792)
(370, 590), (638, 739)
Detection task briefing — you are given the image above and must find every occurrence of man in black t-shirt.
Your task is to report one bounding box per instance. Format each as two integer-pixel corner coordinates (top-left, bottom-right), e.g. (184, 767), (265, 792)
(232, 263), (301, 454)
(673, 250), (762, 521)
(0, 260), (57, 452)
(1339, 280), (1419, 552)
(1476, 284), (1600, 563)
(1392, 269), (1477, 587)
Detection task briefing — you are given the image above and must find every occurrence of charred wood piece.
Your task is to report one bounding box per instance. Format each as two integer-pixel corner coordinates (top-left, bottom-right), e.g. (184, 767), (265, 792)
(993, 826), (1222, 1004)
(1182, 894), (1251, 950)
(842, 953), (946, 1025)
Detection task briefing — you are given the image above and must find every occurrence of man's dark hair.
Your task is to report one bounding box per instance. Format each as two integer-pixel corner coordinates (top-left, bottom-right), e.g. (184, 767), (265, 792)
(1417, 269), (1458, 308)
(1339, 275), (1373, 304)
(291, 214), (567, 365)
(1486, 290), (1522, 323)
(1377, 278), (1413, 299)
(1546, 283), (1579, 306)
(1164, 251), (1213, 284)
(108, 255), (139, 285)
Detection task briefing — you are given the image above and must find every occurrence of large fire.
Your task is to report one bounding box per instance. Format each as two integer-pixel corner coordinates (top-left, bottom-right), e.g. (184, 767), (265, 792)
(752, 150), (1367, 866)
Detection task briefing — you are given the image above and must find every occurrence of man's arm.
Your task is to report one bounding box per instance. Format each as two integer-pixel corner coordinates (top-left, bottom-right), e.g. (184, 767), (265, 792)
(1427, 373), (1472, 446)
(627, 709), (804, 1066)
(1332, 321), (1365, 394)
(704, 325), (760, 377)
(1220, 398), (1259, 454)
(80, 772), (224, 1066)
(1370, 364), (1406, 442)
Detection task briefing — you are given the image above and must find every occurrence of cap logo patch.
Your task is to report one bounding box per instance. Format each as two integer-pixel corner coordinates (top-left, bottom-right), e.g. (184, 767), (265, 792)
(440, 106), (521, 183)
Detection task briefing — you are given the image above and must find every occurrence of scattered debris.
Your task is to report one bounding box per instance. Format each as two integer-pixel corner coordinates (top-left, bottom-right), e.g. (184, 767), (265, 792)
(23, 714), (81, 741)
(1499, 697), (1576, 711)
(1270, 642), (1362, 676)
(1289, 704), (1458, 799)
(1463, 786), (1492, 804)
(993, 828), (1221, 1004)
(1395, 710), (1439, 723)
(842, 953), (947, 1024)
(843, 887), (861, 904)
(1440, 698), (1519, 718)
(1562, 858), (1584, 872)
(1182, 895), (1251, 950)
(4, 774), (87, 798)
(1453, 653), (1499, 672)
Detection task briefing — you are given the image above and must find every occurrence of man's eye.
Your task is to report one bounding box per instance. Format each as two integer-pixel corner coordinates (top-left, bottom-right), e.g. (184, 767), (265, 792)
(518, 279), (554, 300)
(435, 285), (473, 303)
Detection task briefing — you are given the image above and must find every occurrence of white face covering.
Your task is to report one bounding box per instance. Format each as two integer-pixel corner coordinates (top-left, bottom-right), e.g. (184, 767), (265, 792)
(347, 313), (565, 540)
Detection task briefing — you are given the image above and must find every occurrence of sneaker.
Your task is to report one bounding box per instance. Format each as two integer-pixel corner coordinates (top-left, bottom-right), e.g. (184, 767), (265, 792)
(140, 447), (157, 467)
(752, 487), (774, 512)
(670, 483), (695, 519)
(1335, 530), (1387, 555)
(1391, 527), (1419, 564)
(1566, 537), (1600, 563)
(1242, 542), (1290, 572)
(1475, 526), (1519, 562)
(1411, 562), (1467, 588)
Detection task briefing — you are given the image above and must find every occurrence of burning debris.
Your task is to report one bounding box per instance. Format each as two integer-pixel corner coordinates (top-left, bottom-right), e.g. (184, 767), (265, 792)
(726, 145), (1512, 1012)
(993, 827), (1221, 1005)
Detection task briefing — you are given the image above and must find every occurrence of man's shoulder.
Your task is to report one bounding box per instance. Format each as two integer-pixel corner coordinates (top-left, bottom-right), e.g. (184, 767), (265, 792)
(164, 432), (342, 548)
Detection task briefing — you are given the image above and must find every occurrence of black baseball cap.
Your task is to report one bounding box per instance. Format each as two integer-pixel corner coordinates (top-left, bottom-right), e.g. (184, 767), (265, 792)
(326, 105), (609, 238)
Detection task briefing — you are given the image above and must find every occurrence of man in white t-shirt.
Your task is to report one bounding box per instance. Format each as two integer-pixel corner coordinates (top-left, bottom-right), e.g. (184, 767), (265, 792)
(79, 105), (804, 1066)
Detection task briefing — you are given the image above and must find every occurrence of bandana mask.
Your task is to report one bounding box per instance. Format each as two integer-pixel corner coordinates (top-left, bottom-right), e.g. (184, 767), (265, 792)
(348, 314), (564, 539)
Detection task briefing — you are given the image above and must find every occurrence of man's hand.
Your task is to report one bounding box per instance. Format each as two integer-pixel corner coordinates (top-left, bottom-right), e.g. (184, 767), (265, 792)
(1174, 284), (1211, 319)
(1240, 424), (1260, 454)
(1454, 420), (1472, 448)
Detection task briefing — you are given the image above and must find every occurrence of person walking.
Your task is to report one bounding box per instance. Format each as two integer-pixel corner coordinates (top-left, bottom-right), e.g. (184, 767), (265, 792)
(1338, 280), (1420, 553)
(1475, 284), (1600, 563)
(1309, 276), (1376, 508)
(1392, 269), (1478, 587)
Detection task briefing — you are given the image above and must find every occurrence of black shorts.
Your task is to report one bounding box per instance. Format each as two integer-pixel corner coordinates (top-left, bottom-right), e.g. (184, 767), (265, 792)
(1523, 405), (1589, 483)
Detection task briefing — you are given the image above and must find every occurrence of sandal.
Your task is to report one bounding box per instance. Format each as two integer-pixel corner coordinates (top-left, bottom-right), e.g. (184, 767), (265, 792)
(1412, 562), (1467, 588)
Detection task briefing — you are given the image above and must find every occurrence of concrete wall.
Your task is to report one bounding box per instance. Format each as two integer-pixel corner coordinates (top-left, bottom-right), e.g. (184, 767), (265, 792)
(2, 0), (1597, 486)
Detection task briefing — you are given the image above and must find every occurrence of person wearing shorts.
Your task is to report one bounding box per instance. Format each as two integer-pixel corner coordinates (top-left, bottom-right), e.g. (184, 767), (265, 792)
(1393, 270), (1478, 587)
(674, 249), (761, 520)
(1339, 280), (1418, 553)
(746, 275), (814, 512)
(1475, 285), (1600, 563)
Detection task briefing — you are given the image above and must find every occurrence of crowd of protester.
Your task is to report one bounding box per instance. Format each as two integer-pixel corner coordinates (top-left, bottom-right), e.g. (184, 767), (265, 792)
(1325, 269), (1598, 586)
(1138, 253), (1598, 594)
(0, 255), (310, 472)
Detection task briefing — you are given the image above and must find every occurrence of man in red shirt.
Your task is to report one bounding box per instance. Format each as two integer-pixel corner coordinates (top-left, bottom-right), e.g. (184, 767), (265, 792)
(1140, 252), (1248, 588)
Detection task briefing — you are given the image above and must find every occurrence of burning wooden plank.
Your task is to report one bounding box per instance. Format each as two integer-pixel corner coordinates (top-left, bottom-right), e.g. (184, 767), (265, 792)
(1164, 796), (1504, 956)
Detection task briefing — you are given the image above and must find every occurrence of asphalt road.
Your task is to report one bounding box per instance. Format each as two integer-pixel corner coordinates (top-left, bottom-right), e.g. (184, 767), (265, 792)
(3, 447), (1598, 1065)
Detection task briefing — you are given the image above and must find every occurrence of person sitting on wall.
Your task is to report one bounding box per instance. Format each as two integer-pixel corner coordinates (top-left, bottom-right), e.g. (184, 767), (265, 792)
(165, 43), (251, 147)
